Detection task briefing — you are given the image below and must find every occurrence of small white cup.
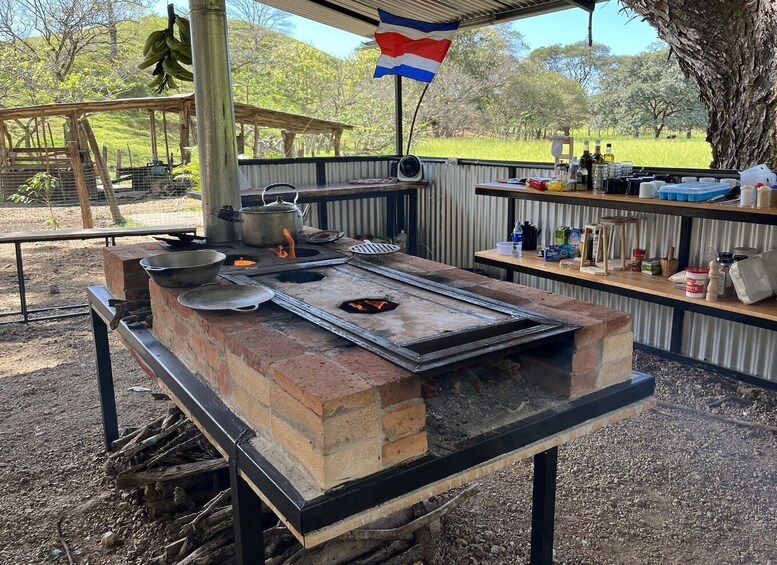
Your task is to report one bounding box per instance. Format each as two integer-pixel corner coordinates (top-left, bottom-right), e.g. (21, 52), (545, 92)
(652, 180), (666, 191)
(681, 176), (697, 183)
(700, 177), (717, 183)
(639, 182), (658, 199)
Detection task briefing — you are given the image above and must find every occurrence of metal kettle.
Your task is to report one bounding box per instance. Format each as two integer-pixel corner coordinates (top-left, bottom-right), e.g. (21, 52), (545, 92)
(521, 221), (541, 250)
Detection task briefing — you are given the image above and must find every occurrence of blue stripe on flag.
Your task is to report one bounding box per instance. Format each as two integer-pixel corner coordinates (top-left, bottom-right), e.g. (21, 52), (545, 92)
(377, 8), (460, 33)
(374, 64), (436, 83)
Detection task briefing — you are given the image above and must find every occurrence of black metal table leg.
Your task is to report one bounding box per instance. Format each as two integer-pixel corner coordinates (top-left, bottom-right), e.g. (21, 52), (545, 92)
(530, 447), (558, 565)
(231, 458), (264, 565)
(317, 203), (329, 231)
(670, 307), (685, 354)
(386, 195), (398, 241)
(408, 190), (419, 256)
(14, 242), (29, 323)
(91, 308), (119, 450)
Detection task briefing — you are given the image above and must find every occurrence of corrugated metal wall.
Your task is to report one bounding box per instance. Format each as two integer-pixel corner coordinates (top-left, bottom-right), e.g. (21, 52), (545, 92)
(240, 158), (775, 382)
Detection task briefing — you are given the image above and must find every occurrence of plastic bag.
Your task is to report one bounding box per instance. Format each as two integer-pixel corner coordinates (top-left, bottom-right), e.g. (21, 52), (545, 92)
(739, 163), (777, 187)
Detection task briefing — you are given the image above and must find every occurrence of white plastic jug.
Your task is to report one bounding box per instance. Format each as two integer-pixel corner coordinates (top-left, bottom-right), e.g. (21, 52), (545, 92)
(739, 163), (777, 187)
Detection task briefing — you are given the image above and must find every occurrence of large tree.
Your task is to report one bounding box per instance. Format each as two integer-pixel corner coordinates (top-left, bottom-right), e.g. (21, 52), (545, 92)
(529, 41), (613, 93)
(621, 1), (776, 168)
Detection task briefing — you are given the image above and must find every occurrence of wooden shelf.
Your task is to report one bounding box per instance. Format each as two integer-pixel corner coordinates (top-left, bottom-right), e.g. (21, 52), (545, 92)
(474, 249), (777, 331)
(476, 182), (777, 226)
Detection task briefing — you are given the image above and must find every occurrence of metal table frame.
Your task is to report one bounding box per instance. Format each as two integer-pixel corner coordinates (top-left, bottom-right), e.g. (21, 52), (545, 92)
(0, 226), (196, 324)
(89, 285), (654, 565)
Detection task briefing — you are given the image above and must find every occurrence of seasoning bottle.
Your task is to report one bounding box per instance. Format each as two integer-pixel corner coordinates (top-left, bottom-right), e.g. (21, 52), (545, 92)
(739, 184), (754, 208)
(757, 184), (771, 208)
(717, 252), (734, 297)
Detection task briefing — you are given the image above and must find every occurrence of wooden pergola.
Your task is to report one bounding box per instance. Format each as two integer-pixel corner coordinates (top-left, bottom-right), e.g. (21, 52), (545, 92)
(0, 92), (353, 165)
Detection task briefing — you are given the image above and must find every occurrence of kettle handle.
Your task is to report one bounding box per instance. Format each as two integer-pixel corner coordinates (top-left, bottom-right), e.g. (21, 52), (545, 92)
(262, 183), (299, 206)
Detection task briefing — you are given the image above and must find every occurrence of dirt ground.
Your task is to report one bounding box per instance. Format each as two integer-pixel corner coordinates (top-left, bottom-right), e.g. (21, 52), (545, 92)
(1, 202), (776, 564)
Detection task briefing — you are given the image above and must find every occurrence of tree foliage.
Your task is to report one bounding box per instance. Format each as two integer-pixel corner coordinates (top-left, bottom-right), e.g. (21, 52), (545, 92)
(593, 48), (707, 138)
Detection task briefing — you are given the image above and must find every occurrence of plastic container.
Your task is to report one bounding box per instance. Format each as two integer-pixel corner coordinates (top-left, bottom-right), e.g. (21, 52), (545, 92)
(658, 182), (731, 202)
(496, 242), (514, 256)
(685, 267), (709, 298)
(681, 176), (697, 183)
(757, 184), (772, 208)
(739, 163), (776, 187)
(699, 177), (717, 183)
(739, 185), (754, 208)
(730, 256), (774, 304)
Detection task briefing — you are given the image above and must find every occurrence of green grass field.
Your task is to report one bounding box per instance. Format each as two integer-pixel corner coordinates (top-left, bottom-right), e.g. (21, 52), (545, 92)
(414, 135), (713, 169)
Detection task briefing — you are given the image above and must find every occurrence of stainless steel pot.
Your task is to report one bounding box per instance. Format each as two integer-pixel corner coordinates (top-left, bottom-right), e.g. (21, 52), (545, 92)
(218, 183), (304, 247)
(140, 250), (226, 288)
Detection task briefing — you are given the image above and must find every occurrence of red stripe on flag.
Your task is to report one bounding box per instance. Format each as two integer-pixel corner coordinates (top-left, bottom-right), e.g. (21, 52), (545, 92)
(375, 32), (453, 63)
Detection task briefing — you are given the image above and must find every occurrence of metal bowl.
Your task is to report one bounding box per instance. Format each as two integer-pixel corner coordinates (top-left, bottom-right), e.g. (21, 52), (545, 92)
(140, 250), (226, 288)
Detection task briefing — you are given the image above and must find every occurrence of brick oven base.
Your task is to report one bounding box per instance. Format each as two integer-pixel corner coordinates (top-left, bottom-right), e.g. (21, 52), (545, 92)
(89, 284), (655, 551)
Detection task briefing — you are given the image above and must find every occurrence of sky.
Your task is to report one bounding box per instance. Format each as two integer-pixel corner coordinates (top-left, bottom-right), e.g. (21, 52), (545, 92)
(275, 1), (662, 58)
(153, 1), (662, 58)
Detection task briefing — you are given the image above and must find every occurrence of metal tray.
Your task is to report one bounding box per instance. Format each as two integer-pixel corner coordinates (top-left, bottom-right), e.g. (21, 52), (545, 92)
(177, 284), (274, 312)
(349, 241), (400, 256)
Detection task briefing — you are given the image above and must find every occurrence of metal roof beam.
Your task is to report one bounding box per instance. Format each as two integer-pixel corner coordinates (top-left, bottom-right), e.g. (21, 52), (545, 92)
(563, 0), (595, 12)
(307, 0), (379, 27)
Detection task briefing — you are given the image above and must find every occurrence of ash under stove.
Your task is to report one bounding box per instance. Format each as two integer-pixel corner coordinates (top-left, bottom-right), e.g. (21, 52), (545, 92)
(158, 239), (349, 275)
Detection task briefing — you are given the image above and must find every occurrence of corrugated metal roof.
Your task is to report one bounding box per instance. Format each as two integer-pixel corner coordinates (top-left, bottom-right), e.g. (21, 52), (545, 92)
(259, 0), (597, 37)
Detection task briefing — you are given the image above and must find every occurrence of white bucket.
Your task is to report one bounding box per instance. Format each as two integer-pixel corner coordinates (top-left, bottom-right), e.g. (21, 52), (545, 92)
(685, 267), (709, 298)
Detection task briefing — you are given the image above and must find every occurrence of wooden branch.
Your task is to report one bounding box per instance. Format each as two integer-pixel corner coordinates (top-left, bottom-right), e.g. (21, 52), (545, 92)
(113, 416), (186, 460)
(116, 459), (227, 489)
(656, 401), (777, 433)
(342, 484), (480, 542)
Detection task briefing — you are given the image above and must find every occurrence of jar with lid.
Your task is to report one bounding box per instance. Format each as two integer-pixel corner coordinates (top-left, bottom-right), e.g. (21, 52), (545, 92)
(631, 248), (646, 272)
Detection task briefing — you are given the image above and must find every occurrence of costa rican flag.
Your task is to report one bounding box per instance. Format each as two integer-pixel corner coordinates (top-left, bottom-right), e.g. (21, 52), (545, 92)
(374, 9), (460, 84)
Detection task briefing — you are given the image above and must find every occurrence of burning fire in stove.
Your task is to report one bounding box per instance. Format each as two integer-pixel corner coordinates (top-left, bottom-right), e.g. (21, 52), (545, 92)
(233, 257), (256, 267)
(340, 298), (398, 314)
(272, 228), (297, 259)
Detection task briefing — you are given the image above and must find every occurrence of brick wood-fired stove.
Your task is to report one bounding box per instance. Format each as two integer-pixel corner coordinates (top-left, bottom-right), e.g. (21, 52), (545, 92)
(99, 236), (653, 551)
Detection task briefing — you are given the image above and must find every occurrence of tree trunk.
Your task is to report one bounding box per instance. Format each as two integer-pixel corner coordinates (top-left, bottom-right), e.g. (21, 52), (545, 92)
(106, 1), (119, 62)
(622, 0), (777, 169)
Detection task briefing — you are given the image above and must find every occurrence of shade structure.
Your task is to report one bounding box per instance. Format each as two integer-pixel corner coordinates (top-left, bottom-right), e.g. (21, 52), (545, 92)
(257, 0), (598, 38)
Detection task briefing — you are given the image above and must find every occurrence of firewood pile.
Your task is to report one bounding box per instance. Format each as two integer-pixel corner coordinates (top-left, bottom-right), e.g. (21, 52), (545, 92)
(107, 406), (479, 565)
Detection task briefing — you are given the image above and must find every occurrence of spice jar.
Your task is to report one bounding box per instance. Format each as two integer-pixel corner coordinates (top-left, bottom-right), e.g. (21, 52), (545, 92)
(631, 248), (646, 272)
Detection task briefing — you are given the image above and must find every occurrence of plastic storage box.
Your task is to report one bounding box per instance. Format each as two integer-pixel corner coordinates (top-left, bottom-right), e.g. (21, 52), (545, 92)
(658, 182), (731, 202)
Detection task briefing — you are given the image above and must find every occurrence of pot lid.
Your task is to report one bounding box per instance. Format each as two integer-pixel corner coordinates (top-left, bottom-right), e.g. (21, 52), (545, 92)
(264, 195), (298, 211)
(240, 197), (298, 214)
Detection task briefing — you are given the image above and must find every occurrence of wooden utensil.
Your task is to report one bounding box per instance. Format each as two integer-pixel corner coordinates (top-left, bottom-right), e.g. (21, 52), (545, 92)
(661, 246), (679, 277)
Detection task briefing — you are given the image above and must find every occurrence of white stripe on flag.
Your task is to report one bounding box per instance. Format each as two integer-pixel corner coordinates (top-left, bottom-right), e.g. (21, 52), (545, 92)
(375, 22), (458, 42)
(376, 53), (442, 74)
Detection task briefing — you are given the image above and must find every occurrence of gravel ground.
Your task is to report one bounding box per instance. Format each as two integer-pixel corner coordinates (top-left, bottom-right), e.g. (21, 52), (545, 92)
(1, 202), (775, 564)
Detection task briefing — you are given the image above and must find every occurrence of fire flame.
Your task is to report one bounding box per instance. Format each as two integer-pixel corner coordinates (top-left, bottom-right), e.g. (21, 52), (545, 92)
(233, 257), (256, 267)
(347, 299), (394, 313)
(272, 228), (297, 259)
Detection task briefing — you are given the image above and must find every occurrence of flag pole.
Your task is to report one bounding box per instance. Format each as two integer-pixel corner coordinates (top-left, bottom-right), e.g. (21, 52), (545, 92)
(394, 76), (404, 156)
(406, 83), (429, 155)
